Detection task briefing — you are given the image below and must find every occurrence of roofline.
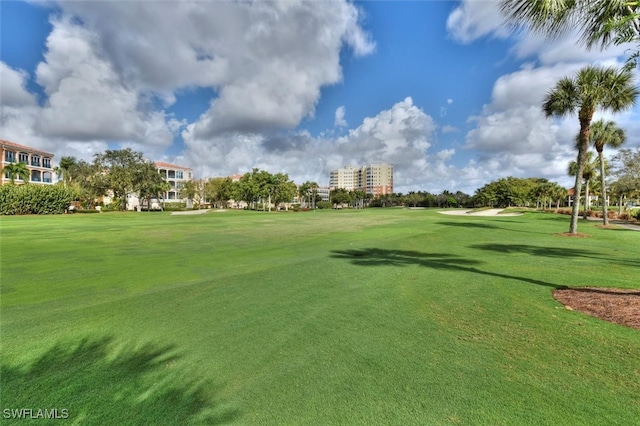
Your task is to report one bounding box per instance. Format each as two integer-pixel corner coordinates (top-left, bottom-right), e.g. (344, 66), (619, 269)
(0, 139), (54, 157)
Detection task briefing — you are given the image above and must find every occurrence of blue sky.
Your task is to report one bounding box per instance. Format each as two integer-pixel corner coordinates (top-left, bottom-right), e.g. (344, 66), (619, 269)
(1, 0), (638, 194)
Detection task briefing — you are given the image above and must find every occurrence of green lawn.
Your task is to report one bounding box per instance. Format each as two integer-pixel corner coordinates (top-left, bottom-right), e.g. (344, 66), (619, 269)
(1, 209), (639, 425)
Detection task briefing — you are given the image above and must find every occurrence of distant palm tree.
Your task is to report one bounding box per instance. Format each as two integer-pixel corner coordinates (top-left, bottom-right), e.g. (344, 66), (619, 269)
(543, 65), (638, 234)
(2, 162), (30, 184)
(569, 151), (598, 220)
(58, 156), (77, 187)
(590, 120), (626, 225)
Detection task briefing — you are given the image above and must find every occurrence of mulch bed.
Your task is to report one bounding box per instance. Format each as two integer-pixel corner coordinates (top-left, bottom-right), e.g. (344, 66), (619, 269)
(553, 287), (640, 330)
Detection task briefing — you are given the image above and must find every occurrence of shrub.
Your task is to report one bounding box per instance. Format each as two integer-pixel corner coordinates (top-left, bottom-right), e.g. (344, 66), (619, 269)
(163, 202), (186, 211)
(619, 212), (632, 221)
(0, 185), (77, 215)
(316, 201), (332, 210)
(102, 203), (120, 212)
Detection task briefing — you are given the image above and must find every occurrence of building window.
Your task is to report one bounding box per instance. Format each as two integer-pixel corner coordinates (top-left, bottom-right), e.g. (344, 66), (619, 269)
(43, 158), (51, 168)
(4, 151), (16, 162)
(19, 152), (29, 163)
(168, 170), (176, 179)
(176, 171), (183, 179)
(31, 170), (41, 182)
(43, 172), (52, 183)
(31, 155), (40, 167)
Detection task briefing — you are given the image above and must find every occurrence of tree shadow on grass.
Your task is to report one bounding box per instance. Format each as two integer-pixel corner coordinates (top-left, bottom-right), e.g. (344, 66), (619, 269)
(1, 336), (237, 425)
(469, 243), (640, 267)
(435, 221), (537, 234)
(435, 221), (501, 230)
(330, 248), (561, 289)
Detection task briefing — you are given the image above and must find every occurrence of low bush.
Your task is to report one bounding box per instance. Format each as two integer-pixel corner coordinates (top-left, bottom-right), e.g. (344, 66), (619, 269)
(0, 184), (77, 215)
(163, 203), (186, 211)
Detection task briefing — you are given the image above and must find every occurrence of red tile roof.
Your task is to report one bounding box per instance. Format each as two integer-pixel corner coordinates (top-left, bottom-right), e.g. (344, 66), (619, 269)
(0, 139), (54, 157)
(155, 161), (192, 171)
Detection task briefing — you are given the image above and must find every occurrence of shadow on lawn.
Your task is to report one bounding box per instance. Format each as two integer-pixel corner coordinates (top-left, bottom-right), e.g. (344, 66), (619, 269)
(1, 336), (237, 425)
(435, 221), (536, 234)
(470, 243), (640, 267)
(435, 221), (501, 230)
(330, 248), (561, 289)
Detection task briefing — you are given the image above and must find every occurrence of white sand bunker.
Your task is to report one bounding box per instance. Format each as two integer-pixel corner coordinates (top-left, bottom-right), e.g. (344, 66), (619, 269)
(170, 209), (211, 215)
(438, 209), (523, 217)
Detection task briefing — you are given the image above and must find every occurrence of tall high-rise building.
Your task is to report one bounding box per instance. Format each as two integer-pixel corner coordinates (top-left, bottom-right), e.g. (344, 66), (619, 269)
(329, 163), (393, 196)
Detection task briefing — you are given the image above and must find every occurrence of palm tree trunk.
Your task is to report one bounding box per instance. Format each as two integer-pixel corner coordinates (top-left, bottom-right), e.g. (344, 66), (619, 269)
(569, 125), (589, 234)
(618, 195), (623, 215)
(583, 179), (590, 220)
(599, 152), (609, 226)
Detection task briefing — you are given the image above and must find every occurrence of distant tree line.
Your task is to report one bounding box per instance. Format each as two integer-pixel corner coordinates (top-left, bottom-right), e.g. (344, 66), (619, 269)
(6, 145), (638, 215)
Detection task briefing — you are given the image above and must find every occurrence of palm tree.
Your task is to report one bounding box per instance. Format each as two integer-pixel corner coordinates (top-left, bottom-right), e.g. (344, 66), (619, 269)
(57, 156), (77, 187)
(2, 162), (30, 184)
(500, 1), (640, 58)
(543, 65), (638, 234)
(550, 184), (569, 210)
(590, 120), (626, 225)
(569, 151), (598, 220)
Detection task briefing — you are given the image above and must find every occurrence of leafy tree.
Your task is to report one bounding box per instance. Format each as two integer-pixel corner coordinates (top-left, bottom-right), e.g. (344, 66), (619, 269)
(611, 147), (640, 211)
(542, 65), (638, 233)
(94, 149), (148, 211)
(2, 162), (30, 184)
(180, 180), (200, 207)
(405, 192), (423, 207)
(500, 0), (640, 68)
(589, 120), (627, 224)
(234, 169), (261, 210)
(253, 169), (276, 211)
(271, 173), (297, 210)
(330, 188), (351, 207)
(70, 160), (108, 209)
(136, 162), (170, 211)
(205, 177), (233, 208)
(453, 191), (472, 208)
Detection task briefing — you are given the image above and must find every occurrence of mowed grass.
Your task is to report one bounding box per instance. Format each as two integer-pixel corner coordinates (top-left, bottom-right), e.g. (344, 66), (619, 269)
(1, 209), (639, 425)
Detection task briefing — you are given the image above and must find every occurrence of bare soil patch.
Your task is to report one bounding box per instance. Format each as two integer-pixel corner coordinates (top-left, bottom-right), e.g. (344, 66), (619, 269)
(553, 287), (640, 330)
(553, 232), (591, 238)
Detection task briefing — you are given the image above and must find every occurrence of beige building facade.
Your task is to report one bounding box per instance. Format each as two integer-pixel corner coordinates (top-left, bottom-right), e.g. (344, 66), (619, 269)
(329, 163), (393, 196)
(1, 140), (55, 185)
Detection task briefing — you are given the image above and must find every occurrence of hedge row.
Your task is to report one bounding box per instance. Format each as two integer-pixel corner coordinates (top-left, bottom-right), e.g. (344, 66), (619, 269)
(0, 185), (77, 215)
